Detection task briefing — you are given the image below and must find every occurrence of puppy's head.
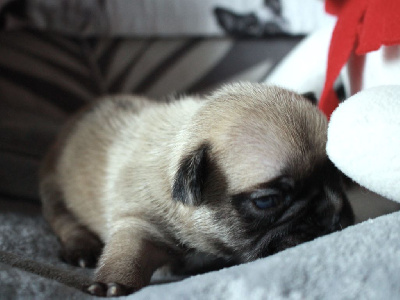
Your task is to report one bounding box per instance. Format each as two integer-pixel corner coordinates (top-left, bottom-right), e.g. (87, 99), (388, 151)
(172, 82), (354, 262)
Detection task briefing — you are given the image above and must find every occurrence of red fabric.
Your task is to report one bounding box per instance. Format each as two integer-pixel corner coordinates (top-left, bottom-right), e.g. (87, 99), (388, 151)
(325, 0), (347, 15)
(319, 0), (400, 118)
(357, 0), (400, 54)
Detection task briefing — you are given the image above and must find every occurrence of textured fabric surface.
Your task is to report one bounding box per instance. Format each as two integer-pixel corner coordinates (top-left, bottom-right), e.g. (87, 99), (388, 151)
(327, 86), (400, 203)
(1, 189), (400, 300)
(134, 211), (400, 300)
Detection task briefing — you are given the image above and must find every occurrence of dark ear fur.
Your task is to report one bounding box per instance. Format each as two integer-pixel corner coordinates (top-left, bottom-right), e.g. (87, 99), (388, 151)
(301, 92), (318, 105)
(172, 143), (210, 205)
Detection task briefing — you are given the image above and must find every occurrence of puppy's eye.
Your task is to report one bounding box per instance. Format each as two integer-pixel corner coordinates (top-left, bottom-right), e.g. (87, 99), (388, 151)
(253, 194), (281, 210)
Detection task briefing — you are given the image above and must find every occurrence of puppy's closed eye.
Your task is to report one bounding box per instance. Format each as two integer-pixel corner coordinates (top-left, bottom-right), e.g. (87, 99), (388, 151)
(231, 177), (295, 226)
(252, 192), (281, 210)
(250, 189), (283, 210)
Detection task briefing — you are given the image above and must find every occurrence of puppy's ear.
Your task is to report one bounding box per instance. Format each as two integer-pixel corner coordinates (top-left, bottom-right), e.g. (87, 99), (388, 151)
(301, 92), (318, 105)
(172, 143), (209, 206)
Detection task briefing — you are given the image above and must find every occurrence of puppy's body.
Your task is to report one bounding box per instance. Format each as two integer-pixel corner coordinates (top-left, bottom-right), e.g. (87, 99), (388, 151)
(40, 83), (353, 296)
(55, 96), (202, 241)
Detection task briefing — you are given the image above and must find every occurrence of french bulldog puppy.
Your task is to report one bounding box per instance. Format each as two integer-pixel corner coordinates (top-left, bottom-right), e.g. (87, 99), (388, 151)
(40, 82), (354, 297)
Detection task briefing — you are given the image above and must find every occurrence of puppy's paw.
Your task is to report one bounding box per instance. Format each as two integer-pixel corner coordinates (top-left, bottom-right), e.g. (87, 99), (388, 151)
(87, 282), (137, 297)
(60, 233), (103, 268)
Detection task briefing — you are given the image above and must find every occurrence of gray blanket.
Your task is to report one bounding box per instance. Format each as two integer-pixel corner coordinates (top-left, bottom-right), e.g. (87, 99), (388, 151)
(1, 188), (400, 300)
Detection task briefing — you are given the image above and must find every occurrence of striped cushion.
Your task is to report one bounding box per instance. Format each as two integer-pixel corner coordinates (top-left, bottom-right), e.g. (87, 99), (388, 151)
(0, 29), (300, 202)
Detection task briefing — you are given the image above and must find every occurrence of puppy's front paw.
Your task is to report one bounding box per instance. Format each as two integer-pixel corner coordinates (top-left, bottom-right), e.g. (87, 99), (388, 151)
(87, 282), (137, 297)
(60, 233), (103, 268)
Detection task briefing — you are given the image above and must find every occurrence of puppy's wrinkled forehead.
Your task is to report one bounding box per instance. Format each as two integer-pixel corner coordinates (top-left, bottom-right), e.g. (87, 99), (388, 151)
(197, 83), (328, 192)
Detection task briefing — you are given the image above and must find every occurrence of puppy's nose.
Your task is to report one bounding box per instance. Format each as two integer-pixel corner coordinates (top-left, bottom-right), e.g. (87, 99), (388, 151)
(316, 214), (341, 234)
(329, 214), (342, 232)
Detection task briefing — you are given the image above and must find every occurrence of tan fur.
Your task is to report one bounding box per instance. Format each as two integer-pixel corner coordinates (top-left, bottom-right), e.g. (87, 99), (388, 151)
(40, 83), (340, 295)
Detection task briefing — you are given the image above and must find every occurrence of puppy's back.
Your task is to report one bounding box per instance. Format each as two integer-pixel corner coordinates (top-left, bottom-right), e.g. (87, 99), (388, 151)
(41, 95), (204, 238)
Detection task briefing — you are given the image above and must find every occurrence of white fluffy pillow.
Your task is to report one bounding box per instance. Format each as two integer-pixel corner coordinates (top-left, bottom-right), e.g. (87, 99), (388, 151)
(327, 85), (400, 203)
